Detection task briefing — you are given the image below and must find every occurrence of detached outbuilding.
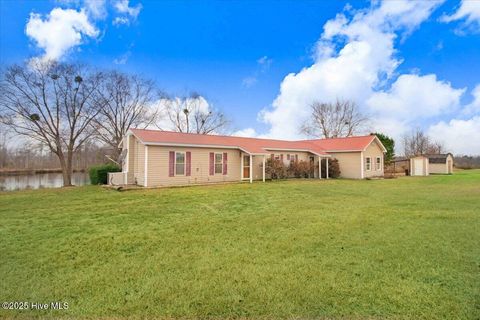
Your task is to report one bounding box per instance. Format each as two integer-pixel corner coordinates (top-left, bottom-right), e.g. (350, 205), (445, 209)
(426, 153), (454, 174)
(410, 155), (429, 176)
(390, 153), (454, 176)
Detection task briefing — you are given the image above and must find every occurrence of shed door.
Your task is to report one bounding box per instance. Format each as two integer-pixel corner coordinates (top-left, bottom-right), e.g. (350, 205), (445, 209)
(414, 159), (424, 176)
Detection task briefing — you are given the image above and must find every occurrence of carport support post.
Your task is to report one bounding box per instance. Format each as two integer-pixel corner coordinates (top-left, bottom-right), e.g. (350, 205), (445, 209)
(262, 155), (266, 182)
(250, 154), (253, 184)
(326, 158), (329, 179)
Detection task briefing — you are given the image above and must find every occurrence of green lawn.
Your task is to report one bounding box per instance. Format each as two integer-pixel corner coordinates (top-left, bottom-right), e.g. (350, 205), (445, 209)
(1, 171), (479, 319)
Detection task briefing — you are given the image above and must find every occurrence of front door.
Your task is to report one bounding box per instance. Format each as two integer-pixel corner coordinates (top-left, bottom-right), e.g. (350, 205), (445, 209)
(243, 155), (250, 179)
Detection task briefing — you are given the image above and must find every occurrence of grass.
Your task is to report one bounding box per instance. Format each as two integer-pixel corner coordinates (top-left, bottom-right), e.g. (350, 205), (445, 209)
(0, 170), (479, 319)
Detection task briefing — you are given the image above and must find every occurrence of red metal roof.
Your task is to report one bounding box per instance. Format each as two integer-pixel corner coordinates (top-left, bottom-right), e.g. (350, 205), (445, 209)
(130, 129), (380, 155)
(302, 135), (378, 152)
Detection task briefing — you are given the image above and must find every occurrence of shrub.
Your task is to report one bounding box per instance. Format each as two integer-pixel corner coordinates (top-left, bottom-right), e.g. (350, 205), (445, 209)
(89, 164), (121, 185)
(320, 158), (340, 178)
(265, 158), (288, 179)
(288, 160), (314, 178)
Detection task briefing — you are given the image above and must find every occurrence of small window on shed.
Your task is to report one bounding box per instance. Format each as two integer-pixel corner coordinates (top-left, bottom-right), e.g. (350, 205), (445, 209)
(376, 157), (381, 170)
(365, 157), (371, 171)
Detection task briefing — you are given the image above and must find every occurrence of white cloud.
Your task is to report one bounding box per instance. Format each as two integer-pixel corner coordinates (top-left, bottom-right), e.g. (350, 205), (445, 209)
(25, 8), (98, 61)
(440, 0), (480, 28)
(242, 76), (257, 88)
(84, 0), (107, 19)
(113, 17), (130, 26)
(428, 116), (480, 155)
(463, 84), (480, 115)
(260, 0), (444, 140)
(113, 51), (131, 65)
(242, 55), (273, 88)
(233, 128), (257, 137)
(367, 74), (464, 120)
(113, 0), (142, 25)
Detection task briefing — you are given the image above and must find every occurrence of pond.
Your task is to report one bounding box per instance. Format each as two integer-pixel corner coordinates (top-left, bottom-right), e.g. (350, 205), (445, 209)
(0, 172), (90, 191)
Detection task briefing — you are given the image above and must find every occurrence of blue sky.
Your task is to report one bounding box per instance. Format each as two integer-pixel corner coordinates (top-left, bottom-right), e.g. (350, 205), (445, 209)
(1, 0), (480, 154)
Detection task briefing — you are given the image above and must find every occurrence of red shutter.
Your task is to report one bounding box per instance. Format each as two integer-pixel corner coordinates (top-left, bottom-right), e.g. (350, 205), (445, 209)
(223, 152), (228, 175)
(209, 152), (214, 175)
(169, 151), (175, 177)
(186, 151), (191, 176)
(295, 154), (298, 162)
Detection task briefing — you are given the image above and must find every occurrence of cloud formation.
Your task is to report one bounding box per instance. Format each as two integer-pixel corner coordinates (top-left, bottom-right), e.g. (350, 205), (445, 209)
(440, 0), (480, 30)
(242, 55), (273, 88)
(428, 116), (480, 155)
(261, 0), (444, 140)
(113, 0), (142, 25)
(25, 8), (98, 61)
(257, 0), (480, 154)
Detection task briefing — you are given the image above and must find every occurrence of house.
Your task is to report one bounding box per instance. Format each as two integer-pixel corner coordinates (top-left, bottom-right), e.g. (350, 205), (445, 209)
(109, 129), (387, 187)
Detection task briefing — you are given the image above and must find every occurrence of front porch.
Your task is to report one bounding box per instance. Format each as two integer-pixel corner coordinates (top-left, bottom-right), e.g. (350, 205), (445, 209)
(240, 152), (331, 183)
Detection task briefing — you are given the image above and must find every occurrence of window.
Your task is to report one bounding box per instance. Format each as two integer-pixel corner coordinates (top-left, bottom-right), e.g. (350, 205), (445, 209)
(175, 152), (185, 175)
(215, 153), (223, 174)
(290, 154), (296, 164)
(365, 157), (371, 171)
(376, 157), (381, 170)
(274, 155), (280, 161)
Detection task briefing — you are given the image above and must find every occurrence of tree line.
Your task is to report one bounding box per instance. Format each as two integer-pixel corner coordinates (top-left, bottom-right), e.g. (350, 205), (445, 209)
(0, 60), (229, 185)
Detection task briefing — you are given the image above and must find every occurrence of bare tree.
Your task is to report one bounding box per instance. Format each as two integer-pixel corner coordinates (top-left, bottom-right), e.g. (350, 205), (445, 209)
(158, 93), (229, 134)
(300, 99), (368, 138)
(93, 71), (159, 158)
(403, 128), (445, 156)
(0, 60), (104, 186)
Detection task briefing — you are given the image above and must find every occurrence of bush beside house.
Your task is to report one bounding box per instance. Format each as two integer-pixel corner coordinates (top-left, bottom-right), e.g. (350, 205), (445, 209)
(89, 164), (121, 185)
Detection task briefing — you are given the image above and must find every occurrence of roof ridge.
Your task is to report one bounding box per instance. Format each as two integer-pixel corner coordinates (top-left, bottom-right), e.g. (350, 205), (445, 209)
(131, 128), (301, 143)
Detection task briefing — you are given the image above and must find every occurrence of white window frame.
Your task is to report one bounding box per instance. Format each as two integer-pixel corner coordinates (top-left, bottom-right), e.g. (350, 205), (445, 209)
(376, 156), (381, 171)
(175, 151), (186, 176)
(214, 152), (223, 174)
(365, 157), (372, 171)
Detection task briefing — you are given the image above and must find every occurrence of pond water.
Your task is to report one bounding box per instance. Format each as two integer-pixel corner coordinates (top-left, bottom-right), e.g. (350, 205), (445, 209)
(0, 172), (90, 191)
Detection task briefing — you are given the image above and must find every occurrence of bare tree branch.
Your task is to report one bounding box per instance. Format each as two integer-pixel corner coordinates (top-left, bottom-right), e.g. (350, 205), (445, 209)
(0, 60), (104, 186)
(300, 99), (368, 138)
(157, 93), (230, 134)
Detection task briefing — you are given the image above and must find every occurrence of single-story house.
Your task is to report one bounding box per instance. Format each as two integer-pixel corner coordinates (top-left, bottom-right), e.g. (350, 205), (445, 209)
(110, 129), (387, 187)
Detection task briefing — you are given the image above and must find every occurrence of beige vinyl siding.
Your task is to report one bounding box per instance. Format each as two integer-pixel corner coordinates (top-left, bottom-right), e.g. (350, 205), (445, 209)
(133, 141), (145, 186)
(429, 154), (453, 174)
(363, 140), (384, 178)
(146, 146), (242, 187)
(328, 152), (362, 179)
(126, 134), (136, 184)
(429, 163), (447, 174)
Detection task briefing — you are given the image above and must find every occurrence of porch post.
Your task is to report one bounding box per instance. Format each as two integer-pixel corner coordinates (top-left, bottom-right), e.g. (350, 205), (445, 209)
(240, 153), (243, 181)
(319, 156), (322, 179)
(249, 154), (253, 183)
(326, 158), (329, 179)
(262, 155), (266, 182)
